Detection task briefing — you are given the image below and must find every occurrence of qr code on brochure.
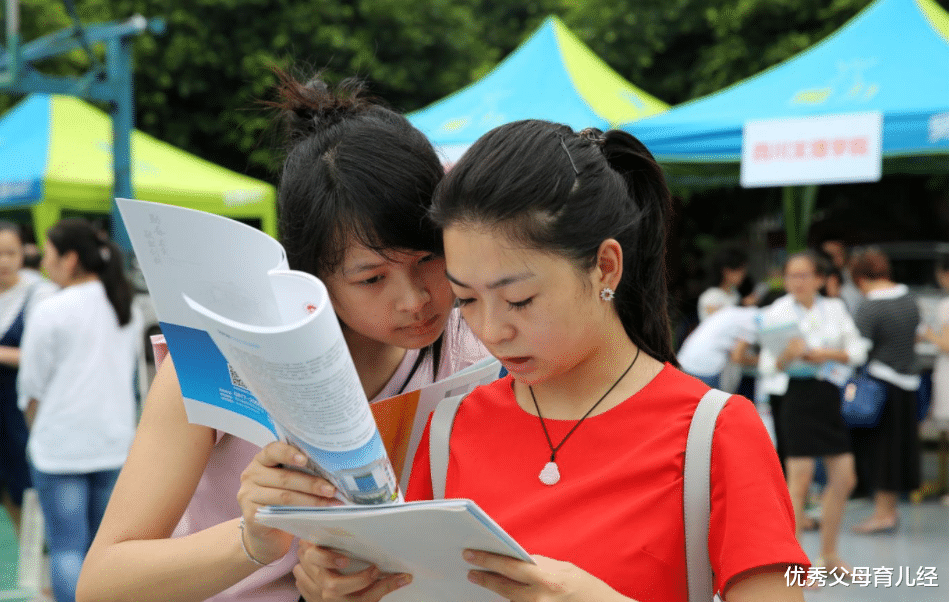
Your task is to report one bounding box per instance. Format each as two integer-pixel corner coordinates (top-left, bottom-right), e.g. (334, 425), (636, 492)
(227, 363), (249, 391)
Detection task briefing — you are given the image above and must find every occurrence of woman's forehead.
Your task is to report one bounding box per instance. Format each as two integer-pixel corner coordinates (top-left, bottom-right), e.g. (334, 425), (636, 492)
(340, 242), (425, 271)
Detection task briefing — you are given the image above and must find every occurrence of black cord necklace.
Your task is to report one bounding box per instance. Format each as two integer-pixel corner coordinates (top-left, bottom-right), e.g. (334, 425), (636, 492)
(529, 346), (641, 485)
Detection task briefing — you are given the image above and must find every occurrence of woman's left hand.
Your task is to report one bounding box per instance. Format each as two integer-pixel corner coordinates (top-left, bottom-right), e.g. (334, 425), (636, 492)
(463, 550), (629, 602)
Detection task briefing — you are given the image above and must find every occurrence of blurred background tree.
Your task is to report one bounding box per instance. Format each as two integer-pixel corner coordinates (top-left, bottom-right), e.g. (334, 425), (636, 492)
(9, 0), (942, 181)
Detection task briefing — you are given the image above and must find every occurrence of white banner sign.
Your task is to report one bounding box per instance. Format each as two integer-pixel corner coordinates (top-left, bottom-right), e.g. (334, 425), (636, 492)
(740, 112), (883, 188)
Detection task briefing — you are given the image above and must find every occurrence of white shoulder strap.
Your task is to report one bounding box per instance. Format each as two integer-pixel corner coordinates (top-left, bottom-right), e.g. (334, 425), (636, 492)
(429, 393), (466, 500)
(684, 388), (731, 602)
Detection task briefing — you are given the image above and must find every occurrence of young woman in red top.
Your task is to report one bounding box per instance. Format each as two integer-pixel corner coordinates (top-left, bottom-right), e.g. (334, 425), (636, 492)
(294, 121), (808, 601)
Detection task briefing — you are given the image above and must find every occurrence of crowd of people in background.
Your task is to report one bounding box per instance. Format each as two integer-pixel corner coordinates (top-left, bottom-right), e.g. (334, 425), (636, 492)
(0, 207), (944, 602)
(0, 217), (141, 602)
(677, 239), (949, 575)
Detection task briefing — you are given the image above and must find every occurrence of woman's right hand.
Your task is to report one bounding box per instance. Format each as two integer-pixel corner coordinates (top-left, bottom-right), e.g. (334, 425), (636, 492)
(237, 442), (341, 565)
(778, 337), (807, 369)
(295, 541), (412, 602)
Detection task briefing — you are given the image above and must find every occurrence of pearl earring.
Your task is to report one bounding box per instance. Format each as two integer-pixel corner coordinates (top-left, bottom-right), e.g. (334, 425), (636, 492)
(600, 287), (615, 302)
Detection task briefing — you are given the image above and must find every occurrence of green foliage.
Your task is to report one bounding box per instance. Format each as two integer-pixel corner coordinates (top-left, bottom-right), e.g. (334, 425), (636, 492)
(2, 0), (946, 183)
(561, 0), (883, 104)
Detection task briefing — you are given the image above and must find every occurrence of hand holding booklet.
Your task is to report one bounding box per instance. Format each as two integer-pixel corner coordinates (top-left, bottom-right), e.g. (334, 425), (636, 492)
(117, 198), (499, 498)
(120, 198), (530, 599)
(257, 500), (534, 602)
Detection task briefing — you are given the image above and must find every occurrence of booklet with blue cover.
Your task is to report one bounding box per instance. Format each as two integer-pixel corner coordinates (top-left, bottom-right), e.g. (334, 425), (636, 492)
(117, 198), (499, 502)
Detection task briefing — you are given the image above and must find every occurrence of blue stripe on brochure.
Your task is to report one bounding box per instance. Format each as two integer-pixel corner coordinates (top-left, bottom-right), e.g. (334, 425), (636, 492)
(159, 321), (278, 437)
(295, 431), (387, 472)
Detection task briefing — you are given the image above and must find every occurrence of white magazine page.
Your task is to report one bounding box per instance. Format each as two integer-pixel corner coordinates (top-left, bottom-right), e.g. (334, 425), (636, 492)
(118, 198), (288, 446)
(185, 269), (401, 505)
(757, 321), (803, 358)
(256, 499), (531, 602)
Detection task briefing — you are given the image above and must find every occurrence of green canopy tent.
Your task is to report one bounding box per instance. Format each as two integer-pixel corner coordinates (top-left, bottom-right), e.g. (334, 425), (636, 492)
(0, 93), (277, 245)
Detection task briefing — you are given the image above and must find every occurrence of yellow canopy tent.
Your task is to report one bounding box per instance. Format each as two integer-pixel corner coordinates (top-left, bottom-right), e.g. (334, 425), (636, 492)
(0, 93), (277, 245)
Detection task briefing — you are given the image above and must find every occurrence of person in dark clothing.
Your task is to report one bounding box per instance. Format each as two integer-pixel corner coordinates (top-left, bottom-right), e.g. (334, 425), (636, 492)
(849, 248), (921, 534)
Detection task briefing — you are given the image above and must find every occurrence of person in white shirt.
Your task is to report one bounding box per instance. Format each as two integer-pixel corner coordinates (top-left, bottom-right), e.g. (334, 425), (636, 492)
(677, 305), (758, 390)
(18, 218), (140, 602)
(697, 247), (748, 322)
(757, 251), (867, 575)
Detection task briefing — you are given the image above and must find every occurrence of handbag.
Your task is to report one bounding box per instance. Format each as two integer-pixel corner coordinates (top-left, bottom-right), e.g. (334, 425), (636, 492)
(840, 368), (887, 428)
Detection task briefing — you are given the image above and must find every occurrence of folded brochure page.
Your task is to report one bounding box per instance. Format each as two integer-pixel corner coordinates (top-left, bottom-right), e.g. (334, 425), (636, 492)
(256, 499), (534, 602)
(117, 198), (499, 501)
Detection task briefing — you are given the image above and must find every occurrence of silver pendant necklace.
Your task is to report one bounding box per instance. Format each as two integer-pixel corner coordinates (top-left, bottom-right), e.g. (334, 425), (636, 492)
(529, 347), (640, 486)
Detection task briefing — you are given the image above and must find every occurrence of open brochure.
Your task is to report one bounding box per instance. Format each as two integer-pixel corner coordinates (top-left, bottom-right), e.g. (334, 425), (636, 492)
(757, 320), (803, 358)
(256, 499), (533, 602)
(117, 198), (500, 503)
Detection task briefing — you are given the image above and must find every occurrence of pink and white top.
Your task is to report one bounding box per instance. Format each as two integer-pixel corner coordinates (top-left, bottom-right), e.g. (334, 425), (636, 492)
(154, 308), (489, 602)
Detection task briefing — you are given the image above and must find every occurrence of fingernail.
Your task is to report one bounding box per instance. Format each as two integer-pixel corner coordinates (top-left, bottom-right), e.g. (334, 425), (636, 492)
(468, 571), (479, 584)
(320, 484), (336, 497)
(334, 556), (348, 568)
(396, 574), (412, 587)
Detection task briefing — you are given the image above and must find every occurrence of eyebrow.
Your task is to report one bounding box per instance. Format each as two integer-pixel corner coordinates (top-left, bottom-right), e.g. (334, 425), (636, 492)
(446, 270), (535, 290)
(343, 262), (385, 276)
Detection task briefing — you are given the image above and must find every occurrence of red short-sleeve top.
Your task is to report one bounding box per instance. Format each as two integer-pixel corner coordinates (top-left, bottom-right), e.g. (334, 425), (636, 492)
(407, 363), (808, 601)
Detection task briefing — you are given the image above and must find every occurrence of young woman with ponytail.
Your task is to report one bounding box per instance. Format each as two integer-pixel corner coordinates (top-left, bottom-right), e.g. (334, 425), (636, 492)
(77, 71), (488, 602)
(295, 121), (809, 602)
(18, 217), (140, 602)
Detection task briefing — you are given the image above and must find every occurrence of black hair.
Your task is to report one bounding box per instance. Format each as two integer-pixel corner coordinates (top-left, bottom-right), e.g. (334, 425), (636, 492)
(266, 69), (447, 377)
(268, 69), (444, 278)
(0, 220), (23, 243)
(813, 249), (836, 278)
(430, 120), (677, 365)
(46, 218), (132, 326)
(815, 249), (843, 296)
(736, 273), (755, 298)
(22, 244), (41, 270)
(711, 246), (747, 287)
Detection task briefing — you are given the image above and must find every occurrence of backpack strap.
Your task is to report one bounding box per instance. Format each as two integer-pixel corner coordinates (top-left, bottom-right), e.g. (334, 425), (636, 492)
(429, 392), (466, 500)
(684, 388), (731, 602)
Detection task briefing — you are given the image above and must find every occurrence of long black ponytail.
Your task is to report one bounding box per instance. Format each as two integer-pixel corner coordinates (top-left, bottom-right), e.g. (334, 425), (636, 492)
(599, 130), (676, 365)
(46, 218), (133, 326)
(431, 119), (677, 365)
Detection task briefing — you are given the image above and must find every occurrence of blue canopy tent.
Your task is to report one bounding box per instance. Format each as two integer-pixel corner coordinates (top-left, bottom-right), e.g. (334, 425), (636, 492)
(622, 0), (949, 249)
(408, 16), (669, 165)
(625, 0), (947, 169)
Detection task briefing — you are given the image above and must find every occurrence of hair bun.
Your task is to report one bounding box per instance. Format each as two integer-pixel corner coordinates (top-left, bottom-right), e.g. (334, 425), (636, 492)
(270, 69), (373, 141)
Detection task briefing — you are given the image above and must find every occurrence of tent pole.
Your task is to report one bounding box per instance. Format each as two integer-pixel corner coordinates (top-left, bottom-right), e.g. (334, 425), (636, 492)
(108, 36), (134, 253)
(782, 186), (800, 254)
(798, 184), (818, 251)
(783, 185), (819, 255)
